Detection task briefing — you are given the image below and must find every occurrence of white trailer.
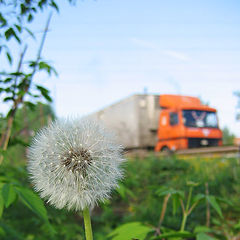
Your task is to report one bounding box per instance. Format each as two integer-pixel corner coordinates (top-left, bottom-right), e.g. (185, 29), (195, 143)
(90, 94), (161, 149)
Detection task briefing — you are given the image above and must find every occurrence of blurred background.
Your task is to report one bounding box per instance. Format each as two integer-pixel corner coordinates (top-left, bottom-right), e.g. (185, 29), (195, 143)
(1, 0), (240, 136)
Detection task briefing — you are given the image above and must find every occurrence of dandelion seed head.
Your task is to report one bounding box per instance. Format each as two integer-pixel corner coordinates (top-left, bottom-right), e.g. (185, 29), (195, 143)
(27, 117), (125, 211)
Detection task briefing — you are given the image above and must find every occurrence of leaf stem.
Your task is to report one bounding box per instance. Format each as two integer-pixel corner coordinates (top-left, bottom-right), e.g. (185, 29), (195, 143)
(205, 182), (210, 227)
(186, 186), (193, 214)
(180, 212), (187, 232)
(83, 207), (93, 240)
(180, 187), (193, 232)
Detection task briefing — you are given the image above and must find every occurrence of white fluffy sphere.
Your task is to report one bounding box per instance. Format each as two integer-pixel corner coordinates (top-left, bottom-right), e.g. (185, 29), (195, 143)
(27, 117), (125, 211)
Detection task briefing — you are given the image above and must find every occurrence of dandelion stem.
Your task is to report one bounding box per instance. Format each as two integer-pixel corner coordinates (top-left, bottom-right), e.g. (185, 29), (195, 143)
(83, 207), (93, 240)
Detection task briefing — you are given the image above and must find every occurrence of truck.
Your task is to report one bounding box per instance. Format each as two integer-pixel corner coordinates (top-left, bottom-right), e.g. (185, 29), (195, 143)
(90, 94), (222, 152)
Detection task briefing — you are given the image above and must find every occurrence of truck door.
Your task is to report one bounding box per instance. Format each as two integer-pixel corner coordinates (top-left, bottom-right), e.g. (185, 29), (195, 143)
(158, 110), (170, 141)
(156, 110), (181, 151)
(169, 111), (179, 138)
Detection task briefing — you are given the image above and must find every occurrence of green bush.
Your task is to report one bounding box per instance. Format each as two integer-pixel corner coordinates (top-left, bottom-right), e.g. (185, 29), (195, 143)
(1, 150), (240, 239)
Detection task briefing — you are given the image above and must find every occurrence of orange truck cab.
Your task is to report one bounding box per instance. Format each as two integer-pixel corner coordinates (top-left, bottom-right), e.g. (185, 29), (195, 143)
(155, 95), (222, 152)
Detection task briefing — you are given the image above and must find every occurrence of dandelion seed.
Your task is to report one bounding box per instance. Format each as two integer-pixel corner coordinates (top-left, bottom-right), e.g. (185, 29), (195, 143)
(27, 117), (125, 211)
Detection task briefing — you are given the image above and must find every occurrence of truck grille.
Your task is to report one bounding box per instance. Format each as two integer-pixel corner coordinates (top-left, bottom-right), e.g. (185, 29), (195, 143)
(188, 138), (219, 148)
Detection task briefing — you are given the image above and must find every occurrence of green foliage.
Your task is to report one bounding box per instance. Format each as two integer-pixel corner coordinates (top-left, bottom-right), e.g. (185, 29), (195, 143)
(0, 194), (3, 217)
(196, 232), (216, 240)
(0, 0), (75, 62)
(153, 231), (195, 239)
(206, 196), (223, 219)
(0, 103), (54, 164)
(96, 155), (240, 240)
(0, 168), (53, 239)
(108, 222), (153, 240)
(0, 1), (86, 239)
(1, 184), (17, 208)
(0, 0), (73, 134)
(15, 187), (48, 223)
(0, 150), (240, 239)
(222, 126), (235, 145)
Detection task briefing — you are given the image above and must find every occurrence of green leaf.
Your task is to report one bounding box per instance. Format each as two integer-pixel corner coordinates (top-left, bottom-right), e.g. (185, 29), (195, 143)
(108, 222), (152, 240)
(50, 0), (59, 12)
(14, 24), (22, 33)
(194, 226), (212, 233)
(29, 61), (37, 68)
(3, 97), (14, 102)
(207, 196), (223, 218)
(0, 13), (7, 27)
(41, 92), (52, 102)
(15, 187), (48, 222)
(24, 101), (36, 111)
(10, 71), (24, 77)
(20, 3), (28, 15)
(4, 87), (13, 93)
(153, 231), (195, 239)
(27, 91), (40, 98)
(36, 85), (52, 102)
(172, 194), (180, 215)
(193, 193), (205, 203)
(38, 61), (57, 75)
(31, 7), (37, 13)
(156, 187), (184, 199)
(116, 183), (126, 199)
(24, 27), (35, 39)
(186, 181), (199, 187)
(0, 195), (3, 218)
(27, 14), (33, 22)
(196, 232), (216, 240)
(1, 184), (17, 208)
(216, 196), (233, 206)
(3, 77), (13, 83)
(38, 0), (48, 9)
(6, 51), (12, 64)
(5, 28), (21, 43)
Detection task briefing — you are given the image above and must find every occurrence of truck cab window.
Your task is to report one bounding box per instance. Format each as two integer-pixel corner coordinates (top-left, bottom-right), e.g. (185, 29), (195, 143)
(182, 110), (218, 128)
(170, 112), (179, 126)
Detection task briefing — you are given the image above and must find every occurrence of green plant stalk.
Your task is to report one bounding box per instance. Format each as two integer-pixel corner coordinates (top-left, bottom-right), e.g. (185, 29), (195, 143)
(180, 187), (193, 232)
(83, 207), (93, 240)
(180, 213), (188, 232)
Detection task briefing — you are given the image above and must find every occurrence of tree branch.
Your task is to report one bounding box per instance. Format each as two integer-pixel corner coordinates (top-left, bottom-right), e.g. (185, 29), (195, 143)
(0, 13), (52, 164)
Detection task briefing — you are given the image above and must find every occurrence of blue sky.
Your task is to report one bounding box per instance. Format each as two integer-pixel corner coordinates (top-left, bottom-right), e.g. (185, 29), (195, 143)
(1, 0), (240, 136)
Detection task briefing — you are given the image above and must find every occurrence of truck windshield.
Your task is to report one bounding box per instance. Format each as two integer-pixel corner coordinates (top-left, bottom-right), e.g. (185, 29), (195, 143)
(182, 110), (218, 128)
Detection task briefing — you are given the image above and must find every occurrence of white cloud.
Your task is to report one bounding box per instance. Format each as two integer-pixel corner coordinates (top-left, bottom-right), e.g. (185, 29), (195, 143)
(163, 50), (190, 61)
(130, 37), (190, 62)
